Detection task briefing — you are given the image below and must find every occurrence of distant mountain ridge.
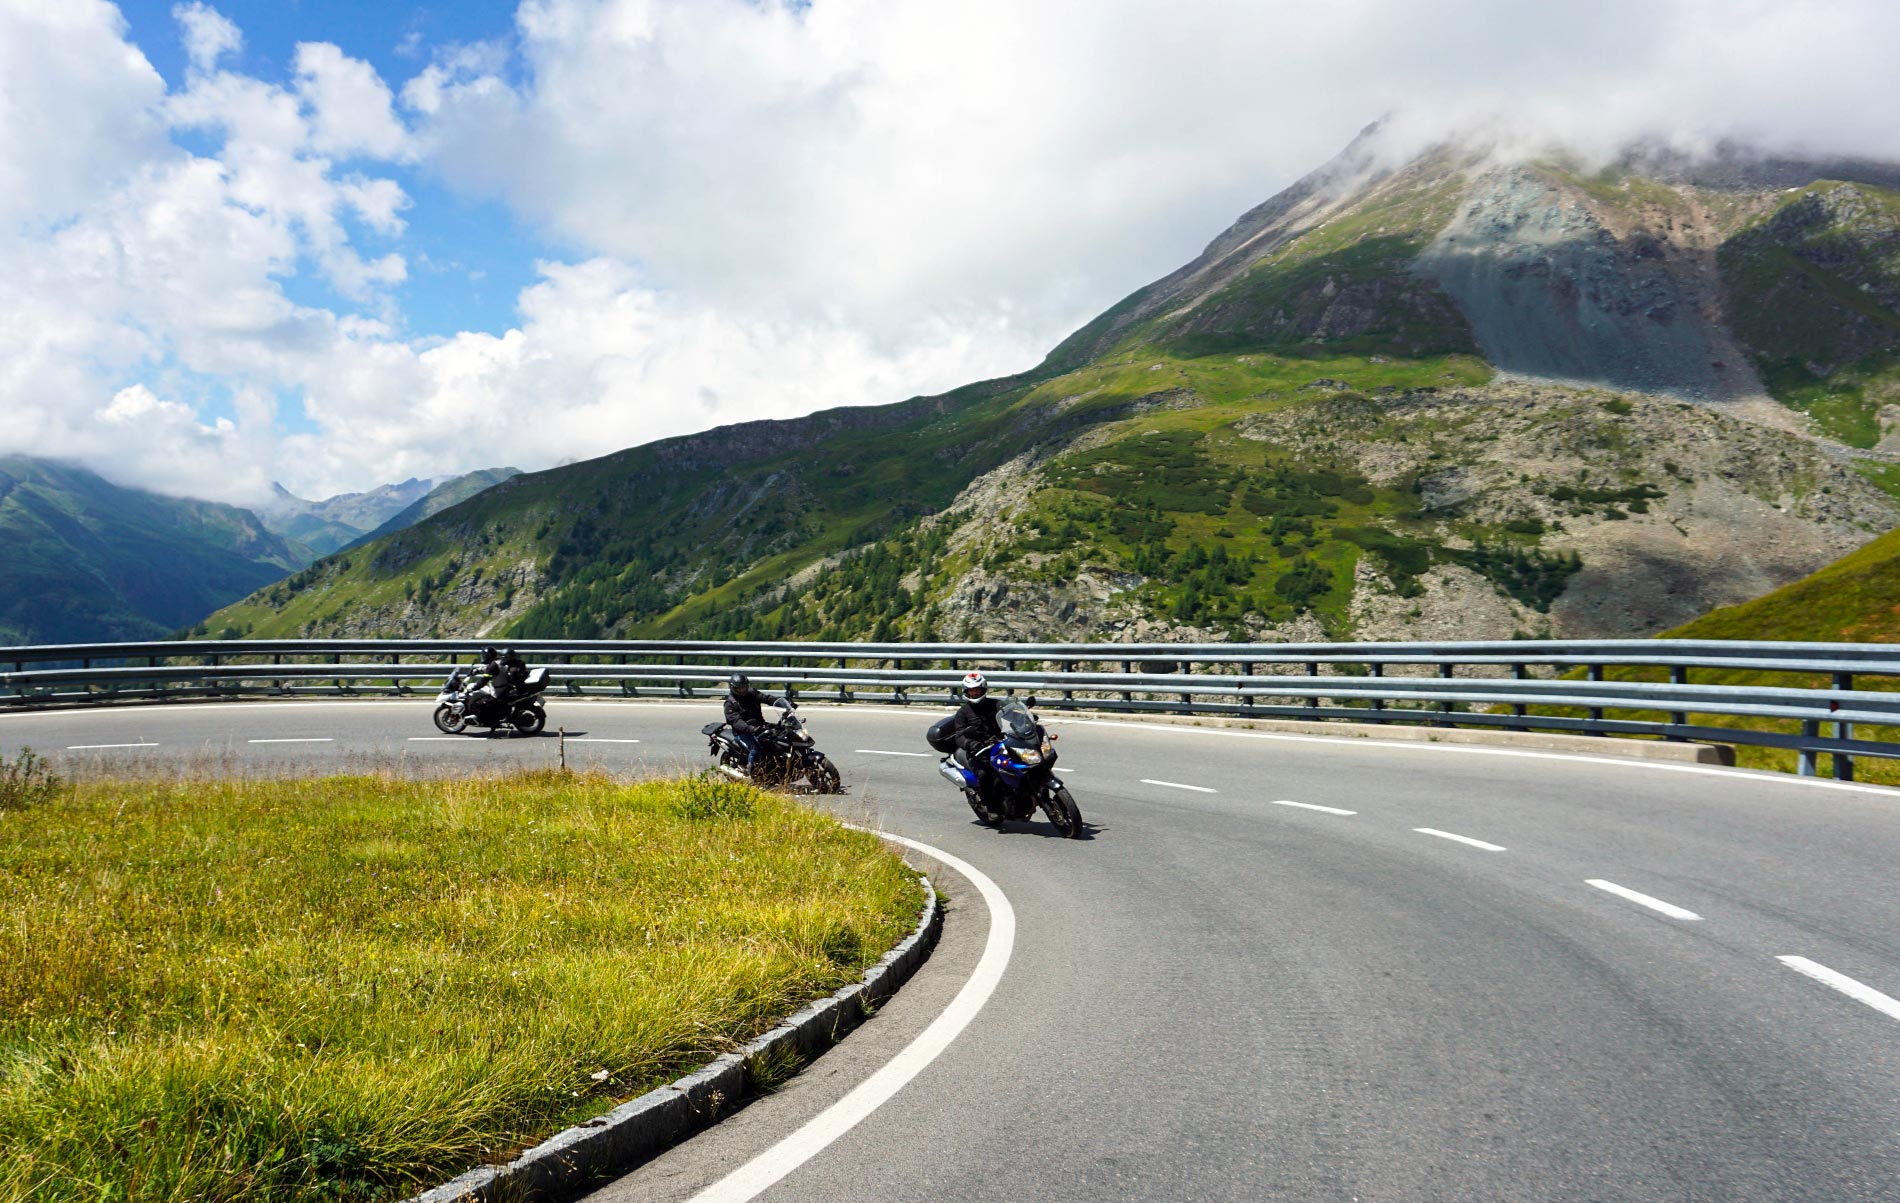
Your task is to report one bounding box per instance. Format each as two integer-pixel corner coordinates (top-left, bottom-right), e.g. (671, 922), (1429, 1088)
(0, 456), (303, 645)
(201, 128), (1900, 646)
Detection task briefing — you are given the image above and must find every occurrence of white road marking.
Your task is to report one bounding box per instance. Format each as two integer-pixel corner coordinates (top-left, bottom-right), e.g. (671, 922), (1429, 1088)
(247, 737), (333, 744)
(564, 738), (641, 744)
(1414, 827), (1506, 851)
(64, 742), (157, 750)
(1053, 767), (1075, 774)
(1042, 716), (1900, 801)
(857, 749), (930, 757)
(687, 831), (1015, 1203)
(1142, 778), (1216, 793)
(1586, 879), (1701, 919)
(1778, 957), (1900, 1022)
(1271, 799), (1357, 815)
(406, 737), (470, 742)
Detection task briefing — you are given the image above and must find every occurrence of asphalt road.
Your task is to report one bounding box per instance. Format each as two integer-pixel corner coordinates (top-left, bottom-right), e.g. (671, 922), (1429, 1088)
(6, 699), (1899, 1201)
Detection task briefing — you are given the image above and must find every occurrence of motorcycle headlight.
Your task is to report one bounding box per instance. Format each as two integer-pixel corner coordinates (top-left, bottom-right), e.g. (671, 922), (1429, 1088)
(1016, 745), (1043, 765)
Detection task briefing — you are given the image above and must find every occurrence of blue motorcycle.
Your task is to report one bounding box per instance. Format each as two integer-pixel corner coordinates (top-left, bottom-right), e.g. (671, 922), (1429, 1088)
(934, 697), (1084, 837)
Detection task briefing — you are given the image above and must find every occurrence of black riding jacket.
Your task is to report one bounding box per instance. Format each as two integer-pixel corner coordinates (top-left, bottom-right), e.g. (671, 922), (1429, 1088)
(724, 689), (786, 736)
(945, 696), (1003, 753)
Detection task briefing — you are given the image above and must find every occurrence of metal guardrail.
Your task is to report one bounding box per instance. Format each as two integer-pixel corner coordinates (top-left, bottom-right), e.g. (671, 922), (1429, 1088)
(4, 638), (1897, 781)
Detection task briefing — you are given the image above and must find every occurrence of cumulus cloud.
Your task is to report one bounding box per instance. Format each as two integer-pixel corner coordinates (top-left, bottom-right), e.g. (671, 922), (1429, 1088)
(8, 0), (1900, 507)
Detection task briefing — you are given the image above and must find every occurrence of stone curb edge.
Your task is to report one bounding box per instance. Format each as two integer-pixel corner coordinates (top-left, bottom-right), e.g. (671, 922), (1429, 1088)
(407, 872), (945, 1203)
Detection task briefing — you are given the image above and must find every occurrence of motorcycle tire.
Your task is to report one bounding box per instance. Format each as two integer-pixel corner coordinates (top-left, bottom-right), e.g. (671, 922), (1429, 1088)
(433, 704), (467, 734)
(810, 754), (843, 795)
(1045, 784), (1085, 839)
(512, 707), (546, 735)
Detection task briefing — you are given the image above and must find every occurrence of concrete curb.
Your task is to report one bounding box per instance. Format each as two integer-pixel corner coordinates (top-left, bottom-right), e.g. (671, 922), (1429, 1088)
(407, 873), (944, 1203)
(1040, 708), (1736, 765)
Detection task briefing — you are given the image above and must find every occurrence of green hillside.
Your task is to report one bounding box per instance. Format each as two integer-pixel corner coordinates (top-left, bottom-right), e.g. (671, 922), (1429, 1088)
(1672, 524), (1900, 643)
(0, 457), (302, 645)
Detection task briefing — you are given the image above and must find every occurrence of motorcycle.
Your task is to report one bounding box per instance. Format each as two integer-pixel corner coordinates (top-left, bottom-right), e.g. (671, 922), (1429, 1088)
(703, 702), (843, 794)
(432, 664), (552, 735)
(934, 696), (1084, 837)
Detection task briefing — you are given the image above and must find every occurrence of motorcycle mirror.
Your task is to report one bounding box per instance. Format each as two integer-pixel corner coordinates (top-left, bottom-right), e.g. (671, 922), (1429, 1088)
(1025, 695), (1038, 708)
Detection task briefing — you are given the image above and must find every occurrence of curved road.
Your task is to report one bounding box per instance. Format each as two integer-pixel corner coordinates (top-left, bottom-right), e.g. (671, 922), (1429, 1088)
(5, 700), (1899, 1200)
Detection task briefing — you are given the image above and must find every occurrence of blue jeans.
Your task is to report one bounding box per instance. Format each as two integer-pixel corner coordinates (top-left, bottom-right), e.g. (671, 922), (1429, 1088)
(731, 729), (762, 771)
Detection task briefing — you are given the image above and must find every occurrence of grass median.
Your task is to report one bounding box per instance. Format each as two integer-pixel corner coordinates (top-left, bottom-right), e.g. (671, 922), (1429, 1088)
(0, 761), (924, 1202)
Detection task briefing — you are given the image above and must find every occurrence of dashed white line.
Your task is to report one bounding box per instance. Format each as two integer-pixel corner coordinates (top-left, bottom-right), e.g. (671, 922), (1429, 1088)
(1271, 799), (1357, 815)
(1053, 767), (1075, 774)
(1142, 778), (1216, 794)
(1778, 957), (1900, 1022)
(688, 831), (1015, 1203)
(247, 738), (333, 744)
(1414, 827), (1506, 852)
(856, 749), (930, 757)
(64, 742), (158, 750)
(564, 738), (641, 744)
(406, 737), (469, 742)
(1586, 879), (1702, 920)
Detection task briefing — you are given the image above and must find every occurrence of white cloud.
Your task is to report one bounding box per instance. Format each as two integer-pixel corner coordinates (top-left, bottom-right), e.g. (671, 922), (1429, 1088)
(294, 41), (413, 160)
(172, 1), (239, 73)
(10, 0), (1900, 510)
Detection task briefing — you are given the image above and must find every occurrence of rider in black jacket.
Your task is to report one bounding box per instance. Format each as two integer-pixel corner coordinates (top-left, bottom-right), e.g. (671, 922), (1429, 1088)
(944, 670), (1003, 795)
(724, 673), (787, 774)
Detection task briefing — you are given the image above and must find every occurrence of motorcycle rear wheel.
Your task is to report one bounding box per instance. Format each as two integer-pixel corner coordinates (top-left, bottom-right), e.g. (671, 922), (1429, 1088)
(512, 707), (546, 735)
(1044, 784), (1085, 839)
(433, 704), (467, 734)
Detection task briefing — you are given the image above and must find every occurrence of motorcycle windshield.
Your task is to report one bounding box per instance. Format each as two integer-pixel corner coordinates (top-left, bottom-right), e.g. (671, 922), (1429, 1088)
(998, 699), (1038, 740)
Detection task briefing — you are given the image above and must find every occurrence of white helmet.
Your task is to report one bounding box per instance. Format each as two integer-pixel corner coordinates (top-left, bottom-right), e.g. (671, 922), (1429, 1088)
(962, 670), (988, 697)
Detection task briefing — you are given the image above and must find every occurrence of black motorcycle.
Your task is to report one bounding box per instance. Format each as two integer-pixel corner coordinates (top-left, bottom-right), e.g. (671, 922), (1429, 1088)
(930, 696), (1084, 837)
(703, 702), (842, 793)
(432, 664), (551, 735)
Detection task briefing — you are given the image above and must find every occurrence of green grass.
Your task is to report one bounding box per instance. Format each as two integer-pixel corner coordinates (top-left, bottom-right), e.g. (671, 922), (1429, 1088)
(0, 765), (923, 1202)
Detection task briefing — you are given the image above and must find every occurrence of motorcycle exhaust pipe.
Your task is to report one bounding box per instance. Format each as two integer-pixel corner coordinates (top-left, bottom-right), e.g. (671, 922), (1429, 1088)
(716, 765), (748, 782)
(937, 759), (972, 788)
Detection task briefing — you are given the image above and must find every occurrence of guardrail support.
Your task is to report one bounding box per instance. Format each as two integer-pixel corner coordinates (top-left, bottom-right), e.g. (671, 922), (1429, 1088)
(1122, 660), (1133, 705)
(1834, 672), (1855, 781)
(1587, 664), (1605, 734)
(1667, 665), (1688, 741)
(1435, 663), (1453, 727)
(1798, 720), (1819, 777)
(1306, 662), (1319, 711)
(1511, 663), (1527, 717)
(1370, 663), (1384, 713)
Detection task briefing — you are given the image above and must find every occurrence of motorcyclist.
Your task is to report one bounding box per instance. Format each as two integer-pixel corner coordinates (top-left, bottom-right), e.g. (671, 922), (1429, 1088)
(470, 646), (504, 713)
(723, 672), (788, 776)
(944, 670), (1004, 800)
(495, 648), (529, 705)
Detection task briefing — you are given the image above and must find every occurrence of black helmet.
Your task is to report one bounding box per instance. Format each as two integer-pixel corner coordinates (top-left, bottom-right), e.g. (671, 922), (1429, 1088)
(482, 645), (499, 659)
(503, 647), (519, 659)
(730, 672), (752, 694)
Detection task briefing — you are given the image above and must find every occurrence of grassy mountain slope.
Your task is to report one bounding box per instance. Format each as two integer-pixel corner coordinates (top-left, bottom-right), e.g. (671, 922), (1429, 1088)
(200, 133), (1900, 647)
(0, 457), (303, 645)
(345, 468), (521, 550)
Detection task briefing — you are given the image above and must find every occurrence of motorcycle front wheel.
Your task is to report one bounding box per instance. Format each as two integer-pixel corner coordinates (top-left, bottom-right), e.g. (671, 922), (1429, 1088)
(809, 754), (842, 795)
(433, 704), (467, 734)
(1044, 784), (1085, 839)
(511, 707), (546, 735)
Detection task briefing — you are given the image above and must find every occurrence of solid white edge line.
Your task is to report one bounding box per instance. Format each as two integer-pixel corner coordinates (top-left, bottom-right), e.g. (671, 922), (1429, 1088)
(63, 742), (158, 750)
(1585, 879), (1702, 920)
(247, 738), (333, 744)
(856, 749), (931, 757)
(405, 737), (469, 742)
(687, 831), (1015, 1203)
(1041, 716), (1900, 801)
(1271, 799), (1357, 815)
(1778, 956), (1900, 1022)
(564, 738), (641, 743)
(1414, 827), (1506, 851)
(1141, 778), (1216, 793)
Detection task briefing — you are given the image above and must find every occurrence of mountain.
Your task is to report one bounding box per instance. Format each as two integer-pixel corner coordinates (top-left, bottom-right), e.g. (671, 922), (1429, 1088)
(199, 128), (1900, 646)
(343, 468), (521, 550)
(257, 469), (522, 560)
(1667, 515), (1900, 644)
(0, 456), (305, 645)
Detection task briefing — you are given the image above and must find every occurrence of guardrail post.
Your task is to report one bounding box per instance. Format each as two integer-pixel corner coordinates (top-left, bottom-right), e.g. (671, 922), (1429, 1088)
(1587, 664), (1605, 735)
(838, 656), (848, 702)
(1511, 663), (1528, 719)
(1306, 662), (1319, 712)
(1666, 665), (1688, 741)
(1435, 662), (1453, 728)
(1122, 660), (1133, 706)
(1833, 672), (1855, 781)
(1064, 661), (1075, 704)
(1369, 663), (1384, 714)
(1798, 720), (1819, 777)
